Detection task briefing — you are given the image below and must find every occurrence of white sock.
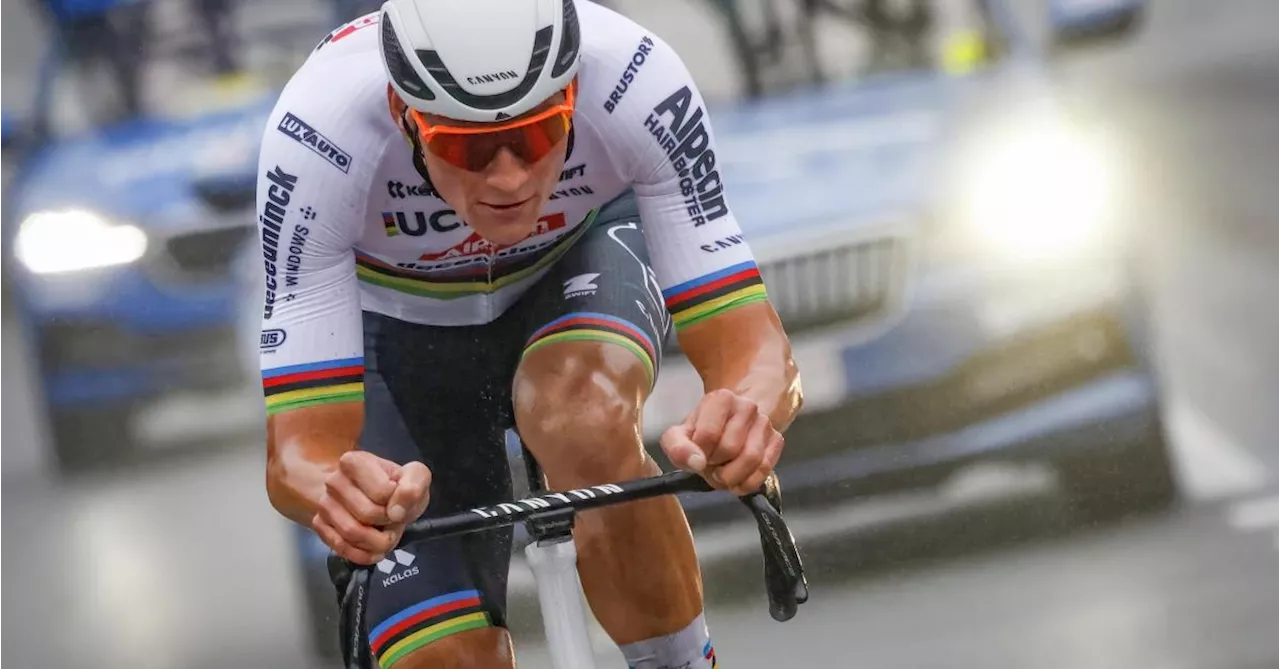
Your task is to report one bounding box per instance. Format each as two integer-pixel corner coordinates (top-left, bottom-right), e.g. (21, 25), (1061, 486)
(618, 612), (718, 669)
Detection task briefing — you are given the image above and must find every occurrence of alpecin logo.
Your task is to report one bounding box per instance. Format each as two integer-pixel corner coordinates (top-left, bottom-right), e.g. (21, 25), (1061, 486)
(644, 87), (728, 227)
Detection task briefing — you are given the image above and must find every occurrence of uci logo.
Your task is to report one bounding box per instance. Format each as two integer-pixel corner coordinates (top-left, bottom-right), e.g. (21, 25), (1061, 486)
(382, 210), (463, 237)
(260, 329), (287, 351)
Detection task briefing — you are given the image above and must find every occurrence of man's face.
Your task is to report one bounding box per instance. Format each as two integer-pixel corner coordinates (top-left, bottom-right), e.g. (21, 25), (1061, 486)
(404, 93), (570, 247)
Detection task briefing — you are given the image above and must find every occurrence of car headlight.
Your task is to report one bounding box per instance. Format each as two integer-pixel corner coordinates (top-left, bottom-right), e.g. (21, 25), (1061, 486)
(15, 210), (148, 274)
(958, 120), (1116, 261)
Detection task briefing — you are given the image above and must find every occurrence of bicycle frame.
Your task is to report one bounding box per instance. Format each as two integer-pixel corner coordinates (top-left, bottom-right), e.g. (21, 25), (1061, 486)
(521, 443), (600, 669)
(525, 534), (598, 668)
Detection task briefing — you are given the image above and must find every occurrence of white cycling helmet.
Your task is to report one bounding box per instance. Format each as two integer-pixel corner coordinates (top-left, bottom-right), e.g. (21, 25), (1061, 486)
(379, 0), (581, 123)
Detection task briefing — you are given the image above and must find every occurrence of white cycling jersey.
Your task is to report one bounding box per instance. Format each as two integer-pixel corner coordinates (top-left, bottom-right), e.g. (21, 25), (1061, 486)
(255, 1), (763, 414)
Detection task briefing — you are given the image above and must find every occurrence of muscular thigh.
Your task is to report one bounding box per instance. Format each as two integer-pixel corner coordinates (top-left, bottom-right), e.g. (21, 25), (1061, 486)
(509, 192), (670, 472)
(347, 311), (524, 668)
(515, 191), (669, 390)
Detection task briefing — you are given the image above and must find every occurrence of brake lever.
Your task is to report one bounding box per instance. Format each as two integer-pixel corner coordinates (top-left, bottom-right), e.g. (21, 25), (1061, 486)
(329, 554), (373, 669)
(739, 474), (809, 622)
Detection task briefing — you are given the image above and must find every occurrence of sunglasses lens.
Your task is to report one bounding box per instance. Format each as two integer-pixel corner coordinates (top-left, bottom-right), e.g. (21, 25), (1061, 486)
(423, 112), (571, 171)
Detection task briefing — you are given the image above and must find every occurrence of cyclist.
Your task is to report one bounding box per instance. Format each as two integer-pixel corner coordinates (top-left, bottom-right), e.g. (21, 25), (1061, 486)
(257, 1), (802, 667)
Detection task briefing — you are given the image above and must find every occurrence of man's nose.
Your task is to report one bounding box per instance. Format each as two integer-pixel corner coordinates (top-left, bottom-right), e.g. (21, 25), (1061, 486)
(483, 148), (531, 193)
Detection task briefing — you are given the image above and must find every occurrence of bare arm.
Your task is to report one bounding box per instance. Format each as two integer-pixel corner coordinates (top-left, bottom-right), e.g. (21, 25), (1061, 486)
(611, 30), (800, 487)
(251, 71), (431, 564)
(676, 300), (803, 431)
(265, 402), (364, 527)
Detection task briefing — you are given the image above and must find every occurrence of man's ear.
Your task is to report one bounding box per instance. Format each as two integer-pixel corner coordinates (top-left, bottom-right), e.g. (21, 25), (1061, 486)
(403, 119), (436, 190)
(387, 84), (436, 188)
(386, 84), (409, 122)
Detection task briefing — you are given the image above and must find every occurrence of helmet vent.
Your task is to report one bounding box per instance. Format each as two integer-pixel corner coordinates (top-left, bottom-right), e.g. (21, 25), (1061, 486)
(416, 26), (553, 111)
(551, 0), (580, 78)
(382, 18), (435, 100)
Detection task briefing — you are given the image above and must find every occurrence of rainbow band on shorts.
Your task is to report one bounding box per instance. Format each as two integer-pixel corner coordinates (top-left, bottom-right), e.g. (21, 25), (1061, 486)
(262, 357), (364, 415)
(370, 590), (492, 668)
(663, 261), (769, 331)
(523, 312), (658, 387)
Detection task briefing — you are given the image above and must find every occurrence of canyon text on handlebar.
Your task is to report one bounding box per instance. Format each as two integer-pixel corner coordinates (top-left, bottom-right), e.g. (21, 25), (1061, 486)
(400, 470), (809, 622)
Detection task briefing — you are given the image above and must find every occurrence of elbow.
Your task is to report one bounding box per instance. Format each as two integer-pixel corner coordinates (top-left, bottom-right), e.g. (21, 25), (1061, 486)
(265, 453), (292, 518)
(264, 441), (311, 524)
(788, 357), (804, 415)
(265, 453), (315, 529)
(263, 429), (345, 527)
(773, 352), (804, 432)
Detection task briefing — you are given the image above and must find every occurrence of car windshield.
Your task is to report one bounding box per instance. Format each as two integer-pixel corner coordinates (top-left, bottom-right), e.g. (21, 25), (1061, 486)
(0, 0), (379, 143)
(611, 0), (1010, 102)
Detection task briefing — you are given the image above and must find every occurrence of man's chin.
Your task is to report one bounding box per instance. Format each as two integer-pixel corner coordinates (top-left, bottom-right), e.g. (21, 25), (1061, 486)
(471, 202), (543, 245)
(472, 216), (537, 246)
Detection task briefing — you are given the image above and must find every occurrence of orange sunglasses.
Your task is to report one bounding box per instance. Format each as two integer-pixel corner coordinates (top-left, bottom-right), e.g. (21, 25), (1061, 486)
(389, 81), (576, 172)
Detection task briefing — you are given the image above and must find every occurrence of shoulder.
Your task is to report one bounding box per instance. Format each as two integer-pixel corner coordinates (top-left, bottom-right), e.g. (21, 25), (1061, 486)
(576, 0), (654, 55)
(574, 2), (705, 180)
(575, 1), (685, 113)
(259, 12), (399, 180)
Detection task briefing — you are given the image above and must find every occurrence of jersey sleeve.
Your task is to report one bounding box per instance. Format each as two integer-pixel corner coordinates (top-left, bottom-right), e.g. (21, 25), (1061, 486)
(595, 32), (768, 333)
(254, 92), (373, 416)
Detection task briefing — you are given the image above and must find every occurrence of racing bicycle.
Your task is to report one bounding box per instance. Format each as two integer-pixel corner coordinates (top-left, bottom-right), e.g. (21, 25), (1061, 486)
(333, 444), (810, 669)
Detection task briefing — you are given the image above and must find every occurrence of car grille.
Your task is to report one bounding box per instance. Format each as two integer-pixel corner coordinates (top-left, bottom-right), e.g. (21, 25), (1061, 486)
(160, 225), (256, 280)
(646, 310), (1138, 518)
(758, 235), (909, 334)
(776, 311), (1135, 455)
(39, 320), (240, 376)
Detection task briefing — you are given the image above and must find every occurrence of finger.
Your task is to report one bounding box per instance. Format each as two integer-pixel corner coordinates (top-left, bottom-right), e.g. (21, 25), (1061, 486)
(339, 451), (398, 505)
(713, 397), (756, 465)
(387, 462), (432, 524)
(691, 389), (736, 461)
(715, 413), (771, 490)
(730, 467), (773, 497)
(318, 496), (397, 555)
(660, 424), (707, 473)
(735, 431), (780, 496)
(312, 516), (383, 566)
(325, 473), (392, 526)
(762, 429), (785, 471)
(682, 400), (701, 431)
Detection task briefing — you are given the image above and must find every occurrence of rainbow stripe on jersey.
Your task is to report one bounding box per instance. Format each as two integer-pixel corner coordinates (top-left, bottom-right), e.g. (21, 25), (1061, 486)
(663, 261), (768, 331)
(355, 210), (597, 299)
(262, 357), (364, 415)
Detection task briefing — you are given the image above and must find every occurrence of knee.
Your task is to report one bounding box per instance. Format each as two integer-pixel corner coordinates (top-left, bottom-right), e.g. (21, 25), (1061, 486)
(391, 626), (513, 669)
(514, 341), (651, 487)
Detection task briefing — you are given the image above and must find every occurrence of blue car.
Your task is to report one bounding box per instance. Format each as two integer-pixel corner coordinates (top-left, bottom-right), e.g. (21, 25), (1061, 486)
(643, 0), (1171, 522)
(282, 0), (1168, 658)
(3, 0), (356, 471)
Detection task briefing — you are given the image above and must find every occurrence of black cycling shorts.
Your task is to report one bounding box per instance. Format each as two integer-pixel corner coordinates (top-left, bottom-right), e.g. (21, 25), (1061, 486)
(335, 191), (669, 668)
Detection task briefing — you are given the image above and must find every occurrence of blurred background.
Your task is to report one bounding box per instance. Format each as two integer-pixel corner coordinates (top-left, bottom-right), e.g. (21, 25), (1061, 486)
(2, 0), (1276, 667)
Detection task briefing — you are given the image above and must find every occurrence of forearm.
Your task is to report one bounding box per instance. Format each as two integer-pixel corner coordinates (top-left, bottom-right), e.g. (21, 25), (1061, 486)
(678, 302), (804, 431)
(265, 404), (364, 526)
(699, 341), (802, 431)
(731, 358), (801, 431)
(266, 435), (350, 526)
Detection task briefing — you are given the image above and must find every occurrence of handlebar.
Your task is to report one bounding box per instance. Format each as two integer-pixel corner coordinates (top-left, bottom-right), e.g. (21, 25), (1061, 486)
(345, 471), (809, 627)
(399, 470), (714, 543)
